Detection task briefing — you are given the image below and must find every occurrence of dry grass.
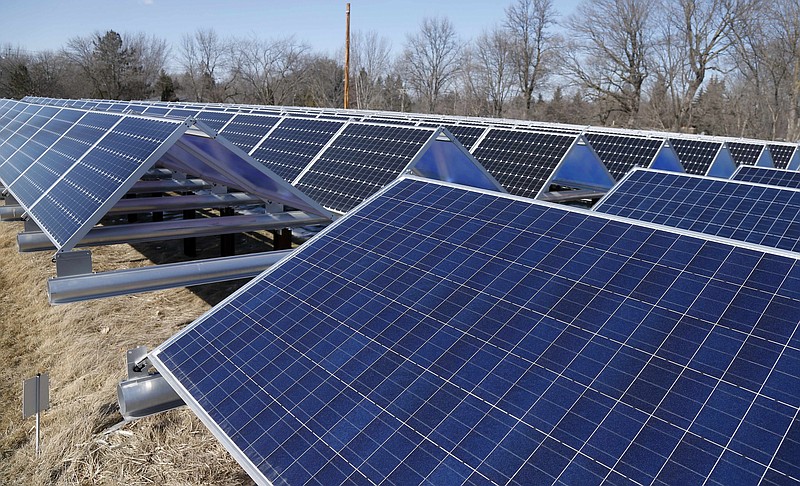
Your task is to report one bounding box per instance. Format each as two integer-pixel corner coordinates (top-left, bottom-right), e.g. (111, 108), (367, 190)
(0, 218), (259, 485)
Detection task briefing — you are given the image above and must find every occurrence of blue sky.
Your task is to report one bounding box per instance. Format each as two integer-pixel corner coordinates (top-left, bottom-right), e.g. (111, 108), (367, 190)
(0, 0), (581, 59)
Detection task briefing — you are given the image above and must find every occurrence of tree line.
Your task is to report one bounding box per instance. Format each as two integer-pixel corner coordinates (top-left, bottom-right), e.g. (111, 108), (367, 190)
(1, 0), (798, 141)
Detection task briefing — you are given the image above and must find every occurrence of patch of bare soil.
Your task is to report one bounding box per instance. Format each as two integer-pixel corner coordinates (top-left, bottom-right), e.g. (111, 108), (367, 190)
(0, 217), (280, 485)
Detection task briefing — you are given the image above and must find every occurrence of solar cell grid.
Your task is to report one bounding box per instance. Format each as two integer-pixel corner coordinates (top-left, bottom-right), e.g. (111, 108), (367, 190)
(249, 117), (344, 182)
(732, 165), (800, 189)
(437, 125), (486, 151)
(193, 111), (235, 132)
(594, 169), (800, 252)
(0, 106), (59, 163)
(668, 138), (721, 175)
(295, 123), (434, 213)
(470, 129), (575, 198)
(584, 133), (663, 180)
(218, 113), (281, 153)
(768, 144), (796, 170)
(8, 112), (121, 207)
(31, 116), (184, 249)
(726, 141), (765, 167)
(153, 176), (800, 486)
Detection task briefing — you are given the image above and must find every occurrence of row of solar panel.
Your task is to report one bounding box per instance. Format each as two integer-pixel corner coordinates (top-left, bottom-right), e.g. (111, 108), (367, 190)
(150, 171), (800, 485)
(26, 96), (800, 176)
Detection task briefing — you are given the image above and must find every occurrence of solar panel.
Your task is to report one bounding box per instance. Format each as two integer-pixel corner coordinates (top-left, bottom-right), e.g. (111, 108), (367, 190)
(9, 112), (121, 208)
(218, 114), (281, 153)
(726, 141), (765, 167)
(0, 108), (85, 186)
(584, 133), (664, 180)
(194, 111), (235, 132)
(594, 168), (800, 252)
(294, 124), (434, 213)
(768, 144), (796, 170)
(668, 138), (720, 175)
(30, 116), (185, 249)
(152, 176), (800, 486)
(438, 125), (486, 151)
(470, 129), (575, 198)
(0, 106), (60, 163)
(732, 165), (800, 189)
(249, 117), (344, 182)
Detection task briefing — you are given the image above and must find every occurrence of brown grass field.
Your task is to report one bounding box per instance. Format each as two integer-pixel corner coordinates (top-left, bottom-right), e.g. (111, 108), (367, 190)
(0, 216), (266, 485)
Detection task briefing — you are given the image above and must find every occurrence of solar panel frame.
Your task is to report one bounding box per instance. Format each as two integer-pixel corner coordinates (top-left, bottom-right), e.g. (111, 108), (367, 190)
(151, 174), (800, 486)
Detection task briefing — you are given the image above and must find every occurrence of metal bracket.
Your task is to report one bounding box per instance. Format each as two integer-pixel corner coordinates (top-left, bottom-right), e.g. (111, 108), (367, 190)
(54, 250), (93, 277)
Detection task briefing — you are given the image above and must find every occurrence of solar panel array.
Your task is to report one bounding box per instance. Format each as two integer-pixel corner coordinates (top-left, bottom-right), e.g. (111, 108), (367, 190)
(470, 129), (576, 199)
(668, 138), (722, 175)
(732, 165), (800, 189)
(726, 141), (765, 167)
(767, 145), (796, 170)
(594, 168), (800, 252)
(153, 176), (800, 486)
(583, 133), (664, 180)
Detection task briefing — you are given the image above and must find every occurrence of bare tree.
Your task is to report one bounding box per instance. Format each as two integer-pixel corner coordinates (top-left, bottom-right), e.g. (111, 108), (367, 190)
(178, 28), (235, 102)
(467, 27), (517, 117)
(563, 0), (654, 127)
(350, 31), (392, 110)
(232, 35), (310, 105)
(773, 0), (800, 140)
(504, 0), (559, 118)
(400, 16), (462, 113)
(657, 0), (761, 131)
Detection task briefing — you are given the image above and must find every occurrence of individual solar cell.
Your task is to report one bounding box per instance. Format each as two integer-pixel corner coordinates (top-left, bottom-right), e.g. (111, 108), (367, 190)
(31, 116), (184, 249)
(9, 112), (121, 208)
(218, 114), (281, 152)
(152, 176), (800, 486)
(249, 118), (343, 182)
(595, 168), (800, 252)
(727, 141), (764, 167)
(295, 124), (434, 213)
(768, 144), (796, 170)
(470, 129), (575, 198)
(732, 165), (800, 189)
(584, 133), (663, 180)
(0, 109), (85, 185)
(668, 138), (721, 175)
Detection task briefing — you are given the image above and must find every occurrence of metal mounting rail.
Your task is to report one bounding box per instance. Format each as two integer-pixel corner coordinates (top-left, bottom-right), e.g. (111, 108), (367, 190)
(18, 211), (330, 252)
(48, 250), (293, 304)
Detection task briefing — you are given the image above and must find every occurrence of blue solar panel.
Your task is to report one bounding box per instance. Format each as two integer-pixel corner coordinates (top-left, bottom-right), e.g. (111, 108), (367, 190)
(732, 165), (800, 189)
(218, 114), (281, 153)
(594, 169), (800, 253)
(727, 141), (765, 167)
(193, 111), (235, 132)
(295, 123), (434, 213)
(470, 129), (575, 198)
(249, 117), (344, 182)
(9, 112), (121, 208)
(30, 116), (184, 249)
(152, 176), (800, 486)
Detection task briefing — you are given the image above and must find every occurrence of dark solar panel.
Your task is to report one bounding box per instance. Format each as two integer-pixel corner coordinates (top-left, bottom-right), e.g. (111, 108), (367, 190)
(194, 111), (235, 132)
(218, 113), (281, 153)
(595, 168), (800, 252)
(9, 112), (121, 207)
(768, 144), (796, 170)
(726, 141), (764, 167)
(249, 117), (344, 182)
(295, 124), (433, 213)
(732, 165), (800, 189)
(440, 125), (487, 150)
(32, 116), (183, 249)
(584, 133), (663, 180)
(668, 138), (721, 175)
(153, 176), (800, 486)
(470, 129), (575, 198)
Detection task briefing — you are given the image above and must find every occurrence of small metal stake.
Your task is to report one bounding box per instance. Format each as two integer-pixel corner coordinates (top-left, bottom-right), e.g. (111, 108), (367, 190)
(23, 372), (49, 455)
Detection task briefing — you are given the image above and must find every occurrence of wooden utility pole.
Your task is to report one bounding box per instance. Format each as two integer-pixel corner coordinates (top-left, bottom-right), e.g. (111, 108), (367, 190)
(344, 3), (350, 108)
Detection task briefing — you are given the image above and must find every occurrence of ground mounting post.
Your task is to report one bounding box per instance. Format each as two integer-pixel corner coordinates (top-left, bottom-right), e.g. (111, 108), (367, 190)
(22, 372), (49, 455)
